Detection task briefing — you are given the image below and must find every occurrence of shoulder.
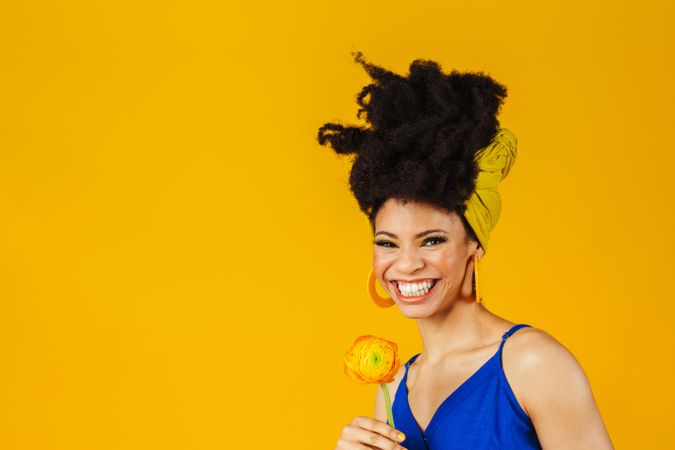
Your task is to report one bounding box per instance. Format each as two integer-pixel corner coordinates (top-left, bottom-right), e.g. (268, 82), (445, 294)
(373, 358), (409, 423)
(502, 326), (614, 449)
(501, 326), (587, 415)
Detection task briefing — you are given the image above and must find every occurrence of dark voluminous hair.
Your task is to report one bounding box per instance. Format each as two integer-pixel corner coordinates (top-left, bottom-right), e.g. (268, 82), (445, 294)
(316, 52), (509, 243)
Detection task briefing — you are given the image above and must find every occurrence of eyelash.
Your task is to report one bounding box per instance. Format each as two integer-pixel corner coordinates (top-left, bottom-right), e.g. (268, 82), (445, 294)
(373, 236), (447, 248)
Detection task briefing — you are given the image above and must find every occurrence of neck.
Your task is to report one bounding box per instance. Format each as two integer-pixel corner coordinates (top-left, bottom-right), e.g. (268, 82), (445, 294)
(414, 295), (501, 364)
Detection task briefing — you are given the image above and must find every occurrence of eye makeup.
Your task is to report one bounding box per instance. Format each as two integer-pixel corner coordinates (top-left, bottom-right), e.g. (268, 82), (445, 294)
(423, 235), (447, 246)
(373, 234), (448, 248)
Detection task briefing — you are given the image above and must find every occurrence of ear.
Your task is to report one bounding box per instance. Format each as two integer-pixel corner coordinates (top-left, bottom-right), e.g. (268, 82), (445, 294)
(476, 245), (485, 261)
(461, 244), (484, 301)
(461, 247), (479, 299)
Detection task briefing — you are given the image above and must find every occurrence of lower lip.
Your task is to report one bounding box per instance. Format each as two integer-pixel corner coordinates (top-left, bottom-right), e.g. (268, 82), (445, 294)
(393, 280), (440, 304)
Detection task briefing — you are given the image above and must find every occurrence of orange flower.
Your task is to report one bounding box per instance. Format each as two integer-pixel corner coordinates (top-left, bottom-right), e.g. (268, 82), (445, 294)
(343, 335), (402, 428)
(343, 335), (401, 383)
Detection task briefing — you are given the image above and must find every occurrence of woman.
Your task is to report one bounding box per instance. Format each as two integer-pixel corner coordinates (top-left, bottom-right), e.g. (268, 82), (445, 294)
(318, 52), (614, 449)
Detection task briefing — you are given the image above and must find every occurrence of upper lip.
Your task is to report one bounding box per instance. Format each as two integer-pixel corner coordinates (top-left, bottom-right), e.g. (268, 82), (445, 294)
(391, 278), (439, 282)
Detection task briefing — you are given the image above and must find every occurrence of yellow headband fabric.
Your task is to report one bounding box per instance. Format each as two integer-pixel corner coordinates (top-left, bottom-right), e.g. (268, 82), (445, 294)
(462, 128), (517, 254)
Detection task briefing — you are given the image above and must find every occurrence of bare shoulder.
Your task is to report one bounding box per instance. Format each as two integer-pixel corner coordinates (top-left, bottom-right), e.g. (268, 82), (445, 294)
(502, 325), (615, 449)
(500, 326), (589, 409)
(373, 361), (407, 424)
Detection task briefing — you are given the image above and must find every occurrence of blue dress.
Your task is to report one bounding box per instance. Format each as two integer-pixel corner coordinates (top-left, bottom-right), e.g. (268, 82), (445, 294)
(387, 324), (542, 449)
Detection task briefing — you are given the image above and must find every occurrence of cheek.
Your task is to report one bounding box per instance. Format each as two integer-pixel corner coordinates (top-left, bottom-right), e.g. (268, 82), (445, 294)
(372, 252), (389, 273)
(428, 251), (463, 276)
(372, 251), (399, 281)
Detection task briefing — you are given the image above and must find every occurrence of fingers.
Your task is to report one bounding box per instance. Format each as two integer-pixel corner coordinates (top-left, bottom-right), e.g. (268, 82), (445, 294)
(357, 416), (406, 444)
(335, 416), (407, 450)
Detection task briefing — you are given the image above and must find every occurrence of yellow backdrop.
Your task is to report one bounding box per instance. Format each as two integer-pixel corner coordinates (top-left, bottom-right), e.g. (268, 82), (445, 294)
(2, 0), (674, 448)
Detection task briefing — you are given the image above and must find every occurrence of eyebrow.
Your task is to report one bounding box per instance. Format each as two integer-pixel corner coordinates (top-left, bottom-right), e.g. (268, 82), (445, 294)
(374, 229), (448, 239)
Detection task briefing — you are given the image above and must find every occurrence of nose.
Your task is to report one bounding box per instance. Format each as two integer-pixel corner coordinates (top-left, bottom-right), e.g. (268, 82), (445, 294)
(394, 244), (424, 274)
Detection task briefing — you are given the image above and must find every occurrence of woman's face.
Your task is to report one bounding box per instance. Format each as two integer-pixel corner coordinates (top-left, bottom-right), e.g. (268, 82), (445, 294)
(372, 198), (481, 314)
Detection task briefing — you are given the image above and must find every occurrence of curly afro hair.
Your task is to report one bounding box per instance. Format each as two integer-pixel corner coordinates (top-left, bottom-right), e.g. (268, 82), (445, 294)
(317, 52), (509, 243)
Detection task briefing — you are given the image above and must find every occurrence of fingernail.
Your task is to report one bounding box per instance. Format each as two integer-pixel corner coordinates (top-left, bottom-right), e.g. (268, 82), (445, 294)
(398, 432), (406, 441)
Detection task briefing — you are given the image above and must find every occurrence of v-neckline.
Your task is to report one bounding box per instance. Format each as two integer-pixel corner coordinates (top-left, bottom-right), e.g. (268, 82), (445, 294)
(403, 346), (500, 440)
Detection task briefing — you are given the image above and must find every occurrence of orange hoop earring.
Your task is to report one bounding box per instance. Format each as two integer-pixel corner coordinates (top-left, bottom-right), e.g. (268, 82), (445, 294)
(473, 253), (483, 304)
(367, 269), (396, 308)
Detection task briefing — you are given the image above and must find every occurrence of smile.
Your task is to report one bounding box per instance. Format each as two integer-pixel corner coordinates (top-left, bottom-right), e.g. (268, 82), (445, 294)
(392, 278), (440, 303)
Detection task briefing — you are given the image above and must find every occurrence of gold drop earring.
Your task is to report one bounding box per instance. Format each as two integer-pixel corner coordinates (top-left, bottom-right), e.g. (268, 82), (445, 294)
(367, 268), (395, 308)
(473, 253), (483, 304)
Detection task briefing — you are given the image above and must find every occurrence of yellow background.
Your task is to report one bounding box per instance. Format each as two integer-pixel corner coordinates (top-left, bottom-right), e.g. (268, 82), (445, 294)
(1, 0), (674, 448)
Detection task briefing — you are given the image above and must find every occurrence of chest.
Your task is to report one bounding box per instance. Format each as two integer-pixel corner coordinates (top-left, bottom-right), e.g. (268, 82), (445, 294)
(406, 348), (511, 434)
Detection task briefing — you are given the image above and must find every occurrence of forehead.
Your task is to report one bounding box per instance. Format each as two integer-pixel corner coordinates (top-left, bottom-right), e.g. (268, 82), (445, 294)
(374, 198), (462, 234)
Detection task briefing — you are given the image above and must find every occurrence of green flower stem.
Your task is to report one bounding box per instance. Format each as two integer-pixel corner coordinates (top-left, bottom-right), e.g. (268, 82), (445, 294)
(380, 383), (394, 428)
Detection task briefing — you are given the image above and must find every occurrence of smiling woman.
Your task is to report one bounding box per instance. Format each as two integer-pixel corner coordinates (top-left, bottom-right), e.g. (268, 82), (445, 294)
(319, 52), (615, 450)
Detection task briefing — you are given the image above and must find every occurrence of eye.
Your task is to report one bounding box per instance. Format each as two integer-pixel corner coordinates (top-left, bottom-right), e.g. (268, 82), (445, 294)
(373, 240), (397, 248)
(423, 236), (447, 246)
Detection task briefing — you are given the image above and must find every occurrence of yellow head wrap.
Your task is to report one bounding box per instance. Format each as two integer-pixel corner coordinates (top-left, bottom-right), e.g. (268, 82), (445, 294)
(462, 128), (518, 254)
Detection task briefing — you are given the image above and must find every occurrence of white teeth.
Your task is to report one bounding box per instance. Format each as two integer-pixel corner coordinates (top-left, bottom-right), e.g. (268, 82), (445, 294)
(397, 280), (436, 297)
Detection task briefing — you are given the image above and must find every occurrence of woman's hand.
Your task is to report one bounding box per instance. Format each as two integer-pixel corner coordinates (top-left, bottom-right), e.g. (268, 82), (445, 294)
(334, 415), (407, 450)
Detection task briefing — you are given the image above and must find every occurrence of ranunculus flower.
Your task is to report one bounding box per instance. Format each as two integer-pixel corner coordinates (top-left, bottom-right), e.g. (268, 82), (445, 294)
(343, 335), (402, 427)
